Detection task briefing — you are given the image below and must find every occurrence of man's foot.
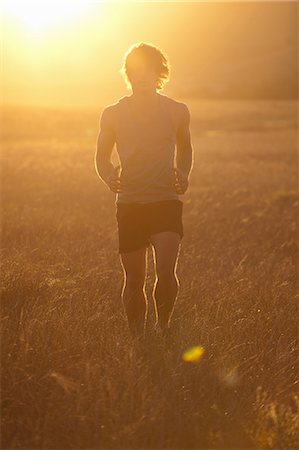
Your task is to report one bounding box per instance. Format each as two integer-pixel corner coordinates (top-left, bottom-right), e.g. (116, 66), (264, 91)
(157, 322), (176, 349)
(157, 312), (171, 332)
(129, 325), (144, 337)
(128, 319), (146, 341)
(160, 322), (170, 335)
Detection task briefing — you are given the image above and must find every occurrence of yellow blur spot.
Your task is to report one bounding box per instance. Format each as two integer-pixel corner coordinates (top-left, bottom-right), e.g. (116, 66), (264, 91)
(182, 345), (205, 363)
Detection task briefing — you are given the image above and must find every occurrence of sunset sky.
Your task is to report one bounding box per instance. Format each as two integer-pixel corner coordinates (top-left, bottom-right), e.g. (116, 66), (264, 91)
(1, 1), (297, 109)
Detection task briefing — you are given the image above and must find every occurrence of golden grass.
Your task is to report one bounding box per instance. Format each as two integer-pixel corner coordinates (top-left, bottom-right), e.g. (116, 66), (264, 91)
(1, 99), (298, 449)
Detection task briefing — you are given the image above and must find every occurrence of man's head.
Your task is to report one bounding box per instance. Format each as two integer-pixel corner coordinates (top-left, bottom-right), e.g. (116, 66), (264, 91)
(120, 42), (171, 93)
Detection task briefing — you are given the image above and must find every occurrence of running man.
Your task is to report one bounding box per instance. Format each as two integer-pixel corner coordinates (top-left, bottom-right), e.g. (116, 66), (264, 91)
(95, 42), (193, 340)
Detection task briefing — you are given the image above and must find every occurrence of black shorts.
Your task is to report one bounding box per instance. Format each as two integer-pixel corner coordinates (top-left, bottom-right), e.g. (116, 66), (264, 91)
(116, 199), (184, 254)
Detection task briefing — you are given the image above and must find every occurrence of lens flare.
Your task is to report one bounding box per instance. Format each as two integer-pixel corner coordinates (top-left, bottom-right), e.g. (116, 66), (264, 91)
(182, 345), (205, 363)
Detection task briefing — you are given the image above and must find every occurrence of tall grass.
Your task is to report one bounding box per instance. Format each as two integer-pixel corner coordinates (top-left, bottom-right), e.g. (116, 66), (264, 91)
(1, 99), (298, 449)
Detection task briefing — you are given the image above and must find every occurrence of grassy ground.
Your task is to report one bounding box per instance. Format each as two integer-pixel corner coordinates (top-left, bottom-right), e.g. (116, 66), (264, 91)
(1, 99), (298, 449)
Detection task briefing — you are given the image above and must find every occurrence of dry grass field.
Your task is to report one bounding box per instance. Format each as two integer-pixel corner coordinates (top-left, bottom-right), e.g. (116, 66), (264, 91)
(1, 98), (298, 449)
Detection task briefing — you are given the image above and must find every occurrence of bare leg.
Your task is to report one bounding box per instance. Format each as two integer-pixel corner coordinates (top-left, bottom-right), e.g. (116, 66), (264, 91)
(153, 272), (179, 330)
(119, 246), (148, 338)
(121, 280), (148, 337)
(149, 231), (181, 332)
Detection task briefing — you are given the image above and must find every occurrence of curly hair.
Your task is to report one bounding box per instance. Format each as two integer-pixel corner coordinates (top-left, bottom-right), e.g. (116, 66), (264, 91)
(119, 42), (171, 91)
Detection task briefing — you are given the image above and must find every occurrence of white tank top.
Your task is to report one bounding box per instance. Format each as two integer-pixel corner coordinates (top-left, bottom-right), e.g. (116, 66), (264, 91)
(113, 93), (180, 204)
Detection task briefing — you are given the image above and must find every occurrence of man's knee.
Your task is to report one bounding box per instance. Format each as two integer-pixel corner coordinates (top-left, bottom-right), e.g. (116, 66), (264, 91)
(124, 275), (145, 292)
(156, 268), (179, 284)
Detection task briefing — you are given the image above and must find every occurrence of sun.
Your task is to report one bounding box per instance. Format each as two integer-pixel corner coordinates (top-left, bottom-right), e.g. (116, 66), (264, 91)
(1, 0), (92, 36)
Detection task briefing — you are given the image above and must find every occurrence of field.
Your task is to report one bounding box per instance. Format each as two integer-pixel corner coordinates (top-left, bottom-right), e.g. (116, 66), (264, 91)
(1, 98), (298, 449)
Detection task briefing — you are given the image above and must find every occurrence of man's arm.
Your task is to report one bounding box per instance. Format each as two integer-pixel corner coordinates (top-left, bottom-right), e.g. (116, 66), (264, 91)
(175, 103), (193, 180)
(94, 106), (117, 189)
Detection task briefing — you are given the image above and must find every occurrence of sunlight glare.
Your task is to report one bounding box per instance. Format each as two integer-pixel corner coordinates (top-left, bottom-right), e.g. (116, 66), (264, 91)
(1, 0), (92, 36)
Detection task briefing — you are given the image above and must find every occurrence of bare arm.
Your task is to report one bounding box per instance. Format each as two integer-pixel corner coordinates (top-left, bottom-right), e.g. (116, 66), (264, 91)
(175, 103), (193, 180)
(94, 107), (117, 189)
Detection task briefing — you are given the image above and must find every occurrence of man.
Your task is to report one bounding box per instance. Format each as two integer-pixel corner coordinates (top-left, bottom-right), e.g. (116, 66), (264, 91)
(95, 42), (193, 341)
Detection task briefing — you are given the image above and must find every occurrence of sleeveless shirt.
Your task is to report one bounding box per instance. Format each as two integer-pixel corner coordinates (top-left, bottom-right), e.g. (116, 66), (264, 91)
(111, 93), (180, 204)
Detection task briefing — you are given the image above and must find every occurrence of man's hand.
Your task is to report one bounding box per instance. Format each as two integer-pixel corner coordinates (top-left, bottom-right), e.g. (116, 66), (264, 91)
(107, 165), (124, 193)
(173, 167), (189, 194)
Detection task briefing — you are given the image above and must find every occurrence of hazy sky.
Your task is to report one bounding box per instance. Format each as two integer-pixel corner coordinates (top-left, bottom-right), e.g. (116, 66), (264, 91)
(2, 1), (297, 108)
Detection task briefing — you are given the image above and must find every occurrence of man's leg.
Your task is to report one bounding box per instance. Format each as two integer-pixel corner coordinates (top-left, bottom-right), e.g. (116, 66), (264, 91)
(119, 246), (148, 338)
(149, 231), (182, 332)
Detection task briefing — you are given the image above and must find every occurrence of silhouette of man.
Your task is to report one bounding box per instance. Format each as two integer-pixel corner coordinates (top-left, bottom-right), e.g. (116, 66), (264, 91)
(95, 42), (193, 341)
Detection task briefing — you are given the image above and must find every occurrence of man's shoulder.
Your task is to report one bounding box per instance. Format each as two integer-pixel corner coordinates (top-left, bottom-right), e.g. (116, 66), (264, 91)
(161, 94), (189, 115)
(102, 96), (130, 116)
(101, 100), (117, 114)
(160, 94), (190, 126)
(160, 93), (186, 106)
(100, 96), (131, 131)
(100, 97), (120, 123)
